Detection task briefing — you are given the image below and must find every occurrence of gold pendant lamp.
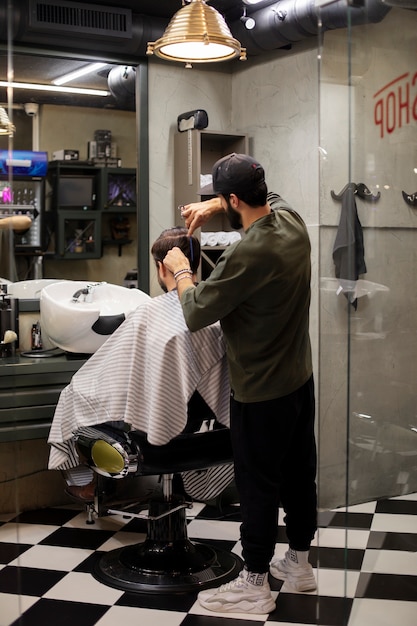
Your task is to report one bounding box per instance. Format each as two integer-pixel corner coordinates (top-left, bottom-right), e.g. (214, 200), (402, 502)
(147, 0), (246, 67)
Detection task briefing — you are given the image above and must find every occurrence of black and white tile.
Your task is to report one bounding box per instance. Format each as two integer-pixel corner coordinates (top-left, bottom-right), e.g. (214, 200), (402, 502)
(1, 493), (416, 626)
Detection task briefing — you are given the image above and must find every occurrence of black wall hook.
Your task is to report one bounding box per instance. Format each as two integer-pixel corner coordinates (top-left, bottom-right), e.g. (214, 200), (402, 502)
(402, 190), (417, 207)
(331, 182), (356, 200)
(331, 182), (380, 202)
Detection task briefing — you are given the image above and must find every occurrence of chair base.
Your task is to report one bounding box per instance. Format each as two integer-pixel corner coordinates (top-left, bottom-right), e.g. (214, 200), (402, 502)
(94, 539), (243, 593)
(93, 495), (243, 593)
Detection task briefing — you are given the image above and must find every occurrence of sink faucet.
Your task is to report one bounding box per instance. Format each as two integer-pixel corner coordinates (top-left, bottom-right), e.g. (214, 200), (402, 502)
(71, 282), (103, 303)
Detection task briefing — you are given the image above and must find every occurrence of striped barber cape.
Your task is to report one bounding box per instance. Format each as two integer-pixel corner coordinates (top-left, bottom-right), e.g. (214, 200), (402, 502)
(47, 290), (234, 500)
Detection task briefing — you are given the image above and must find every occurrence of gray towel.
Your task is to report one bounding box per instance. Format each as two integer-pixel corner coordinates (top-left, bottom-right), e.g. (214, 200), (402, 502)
(332, 184), (366, 309)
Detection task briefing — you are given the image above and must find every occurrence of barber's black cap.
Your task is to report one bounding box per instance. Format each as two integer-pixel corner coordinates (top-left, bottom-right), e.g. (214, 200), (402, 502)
(210, 153), (265, 195)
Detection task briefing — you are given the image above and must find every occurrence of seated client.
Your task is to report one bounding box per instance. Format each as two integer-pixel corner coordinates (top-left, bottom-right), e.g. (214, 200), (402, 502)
(48, 227), (233, 502)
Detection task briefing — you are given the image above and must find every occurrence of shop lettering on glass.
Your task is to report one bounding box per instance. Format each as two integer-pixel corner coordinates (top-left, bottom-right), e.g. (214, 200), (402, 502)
(373, 72), (417, 138)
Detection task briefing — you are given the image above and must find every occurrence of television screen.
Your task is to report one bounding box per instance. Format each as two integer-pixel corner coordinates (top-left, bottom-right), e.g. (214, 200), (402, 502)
(58, 176), (96, 210)
(107, 173), (136, 208)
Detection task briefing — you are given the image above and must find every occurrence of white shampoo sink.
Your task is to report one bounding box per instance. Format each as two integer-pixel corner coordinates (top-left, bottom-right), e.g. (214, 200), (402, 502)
(40, 280), (150, 354)
(8, 279), (62, 299)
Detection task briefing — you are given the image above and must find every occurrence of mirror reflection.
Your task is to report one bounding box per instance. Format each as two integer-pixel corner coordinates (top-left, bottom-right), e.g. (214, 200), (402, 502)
(0, 51), (138, 288)
(0, 53), (137, 111)
(1, 4), (417, 625)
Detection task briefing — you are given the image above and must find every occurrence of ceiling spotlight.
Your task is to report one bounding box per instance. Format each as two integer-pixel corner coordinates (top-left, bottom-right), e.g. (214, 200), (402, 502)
(147, 0), (246, 66)
(240, 8), (256, 30)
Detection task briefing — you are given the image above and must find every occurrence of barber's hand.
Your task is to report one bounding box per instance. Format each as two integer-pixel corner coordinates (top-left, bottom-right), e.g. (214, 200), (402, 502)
(0, 215), (32, 231)
(163, 246), (190, 274)
(181, 198), (223, 236)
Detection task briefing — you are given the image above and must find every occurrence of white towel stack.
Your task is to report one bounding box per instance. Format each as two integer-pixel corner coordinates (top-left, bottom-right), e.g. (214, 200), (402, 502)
(201, 231), (241, 247)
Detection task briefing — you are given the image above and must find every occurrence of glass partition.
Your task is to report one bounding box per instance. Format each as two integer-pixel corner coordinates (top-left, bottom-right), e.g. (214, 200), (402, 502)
(318, 2), (417, 623)
(318, 0), (417, 508)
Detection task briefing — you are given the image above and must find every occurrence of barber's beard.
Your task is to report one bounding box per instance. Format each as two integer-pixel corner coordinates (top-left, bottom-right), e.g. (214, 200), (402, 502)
(158, 276), (168, 293)
(225, 199), (243, 230)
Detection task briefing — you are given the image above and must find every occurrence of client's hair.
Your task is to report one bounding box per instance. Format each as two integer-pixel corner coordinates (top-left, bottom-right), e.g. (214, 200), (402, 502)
(151, 226), (200, 274)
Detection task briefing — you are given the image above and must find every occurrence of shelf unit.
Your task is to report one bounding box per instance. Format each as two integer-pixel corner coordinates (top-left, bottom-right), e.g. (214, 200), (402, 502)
(174, 130), (249, 278)
(0, 179), (46, 254)
(57, 210), (101, 259)
(100, 167), (136, 213)
(47, 162), (136, 259)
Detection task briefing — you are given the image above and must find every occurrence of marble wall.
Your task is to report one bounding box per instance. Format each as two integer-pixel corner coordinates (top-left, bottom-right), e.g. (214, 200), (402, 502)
(147, 63), (235, 295)
(147, 40), (320, 363)
(319, 227), (417, 507)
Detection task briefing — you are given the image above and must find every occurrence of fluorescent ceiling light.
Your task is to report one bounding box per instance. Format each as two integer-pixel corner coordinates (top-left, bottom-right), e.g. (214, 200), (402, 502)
(0, 81), (110, 97)
(52, 62), (107, 86)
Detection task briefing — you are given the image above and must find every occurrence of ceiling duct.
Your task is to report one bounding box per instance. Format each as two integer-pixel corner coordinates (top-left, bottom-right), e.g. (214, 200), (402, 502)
(379, 0), (417, 6)
(229, 0), (392, 56)
(108, 65), (136, 109)
(1, 0), (168, 58)
(1, 0), (392, 61)
(29, 0), (132, 39)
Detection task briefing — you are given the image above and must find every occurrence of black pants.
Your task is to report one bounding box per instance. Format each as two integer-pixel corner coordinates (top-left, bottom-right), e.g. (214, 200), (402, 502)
(230, 375), (317, 573)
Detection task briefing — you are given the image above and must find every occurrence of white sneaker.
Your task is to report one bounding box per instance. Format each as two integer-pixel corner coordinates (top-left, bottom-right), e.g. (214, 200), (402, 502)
(198, 569), (276, 614)
(270, 549), (317, 592)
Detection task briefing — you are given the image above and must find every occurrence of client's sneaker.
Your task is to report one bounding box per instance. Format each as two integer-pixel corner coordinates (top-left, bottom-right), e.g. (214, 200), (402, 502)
(270, 549), (317, 592)
(198, 569), (276, 614)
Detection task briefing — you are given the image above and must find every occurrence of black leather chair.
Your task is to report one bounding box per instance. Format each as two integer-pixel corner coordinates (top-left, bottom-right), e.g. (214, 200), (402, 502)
(73, 392), (242, 594)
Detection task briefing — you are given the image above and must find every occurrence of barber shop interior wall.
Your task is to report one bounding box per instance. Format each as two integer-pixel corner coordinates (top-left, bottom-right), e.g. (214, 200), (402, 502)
(147, 41), (320, 352)
(229, 38), (320, 436)
(147, 40), (321, 466)
(147, 7), (416, 511)
(317, 7), (417, 508)
(226, 6), (417, 510)
(20, 6), (414, 513)
(147, 64), (234, 297)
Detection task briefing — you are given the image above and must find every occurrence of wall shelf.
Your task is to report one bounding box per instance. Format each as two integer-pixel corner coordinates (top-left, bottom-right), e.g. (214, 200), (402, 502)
(174, 130), (248, 278)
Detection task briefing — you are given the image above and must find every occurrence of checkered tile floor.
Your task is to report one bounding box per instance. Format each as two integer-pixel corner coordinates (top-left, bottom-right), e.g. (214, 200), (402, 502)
(1, 492), (416, 626)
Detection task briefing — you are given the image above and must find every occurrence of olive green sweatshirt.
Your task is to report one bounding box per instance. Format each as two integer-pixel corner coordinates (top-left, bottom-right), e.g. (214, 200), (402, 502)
(181, 195), (313, 402)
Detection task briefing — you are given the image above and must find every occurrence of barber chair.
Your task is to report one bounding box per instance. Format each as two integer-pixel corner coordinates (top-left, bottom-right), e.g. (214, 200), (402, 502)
(72, 392), (242, 594)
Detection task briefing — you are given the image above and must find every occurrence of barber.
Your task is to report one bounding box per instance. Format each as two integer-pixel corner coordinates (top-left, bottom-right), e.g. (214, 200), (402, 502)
(164, 153), (317, 615)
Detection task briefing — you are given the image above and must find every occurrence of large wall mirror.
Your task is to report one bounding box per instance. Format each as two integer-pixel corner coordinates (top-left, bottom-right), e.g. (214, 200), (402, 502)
(0, 47), (149, 290)
(0, 50), (137, 116)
